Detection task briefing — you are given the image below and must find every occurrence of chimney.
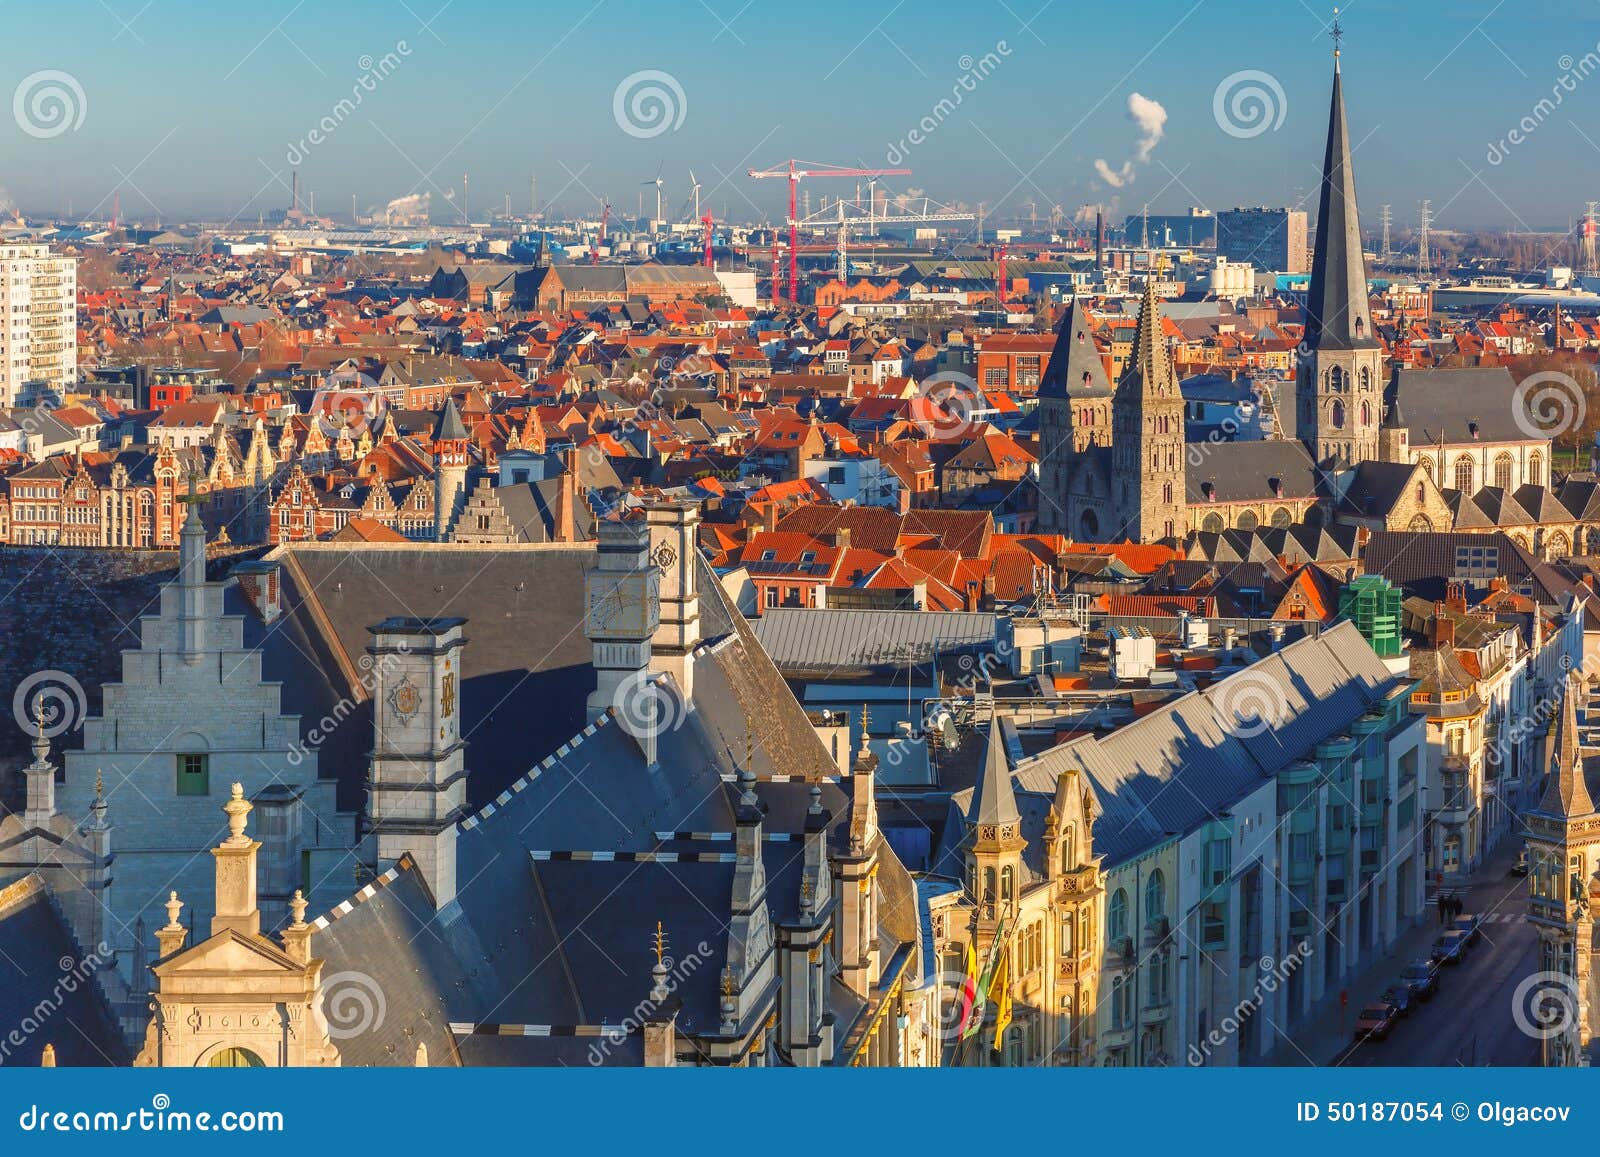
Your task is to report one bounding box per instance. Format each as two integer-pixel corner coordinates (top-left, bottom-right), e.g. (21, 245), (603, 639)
(231, 559), (281, 623)
(366, 617), (470, 909)
(585, 516), (657, 725)
(554, 447), (579, 543)
(1433, 608), (1455, 648)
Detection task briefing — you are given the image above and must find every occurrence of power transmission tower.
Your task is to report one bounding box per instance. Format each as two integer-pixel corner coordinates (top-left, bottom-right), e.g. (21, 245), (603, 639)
(1416, 199), (1431, 277)
(1379, 204), (1393, 263)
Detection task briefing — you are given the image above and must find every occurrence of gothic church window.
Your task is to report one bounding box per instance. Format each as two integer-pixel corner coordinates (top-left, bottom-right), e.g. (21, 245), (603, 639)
(1331, 400), (1345, 429)
(1493, 453), (1513, 490)
(1453, 458), (1474, 494)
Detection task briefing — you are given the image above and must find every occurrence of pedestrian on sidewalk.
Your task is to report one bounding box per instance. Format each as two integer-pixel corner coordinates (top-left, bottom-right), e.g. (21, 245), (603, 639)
(1437, 893), (1447, 924)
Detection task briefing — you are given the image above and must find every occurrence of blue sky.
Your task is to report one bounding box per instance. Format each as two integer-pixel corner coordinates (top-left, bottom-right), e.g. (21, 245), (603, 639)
(3, 0), (1599, 232)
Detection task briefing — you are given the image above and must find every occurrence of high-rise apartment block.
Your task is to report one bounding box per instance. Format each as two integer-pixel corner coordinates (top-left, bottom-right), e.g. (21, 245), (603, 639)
(0, 243), (77, 407)
(1216, 207), (1308, 273)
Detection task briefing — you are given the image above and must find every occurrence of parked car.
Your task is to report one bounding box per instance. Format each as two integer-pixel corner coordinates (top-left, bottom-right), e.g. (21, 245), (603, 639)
(1402, 959), (1441, 999)
(1512, 850), (1530, 876)
(1450, 913), (1482, 945)
(1431, 929), (1471, 965)
(1380, 984), (1415, 1018)
(1354, 1002), (1399, 1041)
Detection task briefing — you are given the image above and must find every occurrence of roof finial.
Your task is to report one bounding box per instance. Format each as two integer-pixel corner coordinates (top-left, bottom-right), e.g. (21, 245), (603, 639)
(1331, 6), (1343, 67)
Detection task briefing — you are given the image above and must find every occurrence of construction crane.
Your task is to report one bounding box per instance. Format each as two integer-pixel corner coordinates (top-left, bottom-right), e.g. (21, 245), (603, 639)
(701, 213), (715, 269)
(995, 243), (1009, 305)
(795, 193), (975, 280)
(747, 159), (910, 302)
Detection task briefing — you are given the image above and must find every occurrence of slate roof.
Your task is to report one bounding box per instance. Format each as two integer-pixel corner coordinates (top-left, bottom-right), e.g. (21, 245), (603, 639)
(1186, 439), (1321, 504)
(1038, 297), (1113, 400)
(1387, 366), (1532, 445)
(752, 608), (996, 674)
(0, 877), (128, 1066)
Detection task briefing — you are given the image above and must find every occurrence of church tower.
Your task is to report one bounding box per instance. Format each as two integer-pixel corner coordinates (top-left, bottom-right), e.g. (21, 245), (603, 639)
(1110, 279), (1186, 543)
(432, 398), (470, 541)
(1524, 672), (1598, 1066)
(1298, 30), (1383, 467)
(1035, 296), (1115, 536)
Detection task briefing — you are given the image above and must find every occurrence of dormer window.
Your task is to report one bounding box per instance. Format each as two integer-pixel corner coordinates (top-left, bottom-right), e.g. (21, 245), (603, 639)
(760, 549), (776, 561)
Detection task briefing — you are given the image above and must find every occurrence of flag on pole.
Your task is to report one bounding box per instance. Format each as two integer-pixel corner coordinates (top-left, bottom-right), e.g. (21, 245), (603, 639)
(962, 920), (1007, 1041)
(991, 947), (1013, 1050)
(956, 941), (978, 1038)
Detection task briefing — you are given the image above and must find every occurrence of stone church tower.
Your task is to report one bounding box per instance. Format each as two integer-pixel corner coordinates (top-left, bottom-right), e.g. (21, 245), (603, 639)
(1525, 672), (1598, 1067)
(1034, 297), (1115, 536)
(1297, 43), (1383, 467)
(1111, 279), (1186, 543)
(432, 398), (470, 541)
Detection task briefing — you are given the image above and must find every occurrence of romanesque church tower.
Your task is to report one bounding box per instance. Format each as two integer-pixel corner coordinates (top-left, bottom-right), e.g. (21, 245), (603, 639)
(1111, 279), (1186, 543)
(1297, 42), (1383, 467)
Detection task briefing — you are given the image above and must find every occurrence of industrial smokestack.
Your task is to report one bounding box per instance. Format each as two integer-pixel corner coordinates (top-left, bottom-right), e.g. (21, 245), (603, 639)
(1095, 211), (1104, 270)
(292, 170), (300, 213)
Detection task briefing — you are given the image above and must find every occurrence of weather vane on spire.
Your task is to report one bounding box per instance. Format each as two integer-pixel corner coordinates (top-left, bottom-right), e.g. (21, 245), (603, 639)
(1331, 6), (1344, 58)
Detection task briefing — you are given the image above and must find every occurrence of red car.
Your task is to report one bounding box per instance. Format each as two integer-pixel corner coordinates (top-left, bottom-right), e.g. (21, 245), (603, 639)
(1354, 1002), (1398, 1041)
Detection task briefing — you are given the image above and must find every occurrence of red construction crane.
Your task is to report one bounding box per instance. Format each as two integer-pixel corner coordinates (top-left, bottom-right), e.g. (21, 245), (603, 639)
(701, 213), (715, 269)
(748, 159), (910, 303)
(995, 243), (1009, 306)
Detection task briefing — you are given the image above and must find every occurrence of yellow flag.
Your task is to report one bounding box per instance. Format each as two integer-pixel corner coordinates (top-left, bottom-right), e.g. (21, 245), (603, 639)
(991, 947), (1012, 1049)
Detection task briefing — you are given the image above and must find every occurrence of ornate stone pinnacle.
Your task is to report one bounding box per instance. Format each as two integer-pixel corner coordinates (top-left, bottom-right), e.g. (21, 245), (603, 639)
(164, 891), (183, 929)
(222, 782), (252, 843)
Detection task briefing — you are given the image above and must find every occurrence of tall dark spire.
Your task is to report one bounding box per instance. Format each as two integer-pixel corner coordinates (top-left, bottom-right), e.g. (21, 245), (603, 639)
(1538, 671), (1596, 819)
(1305, 41), (1377, 353)
(971, 712), (1020, 828)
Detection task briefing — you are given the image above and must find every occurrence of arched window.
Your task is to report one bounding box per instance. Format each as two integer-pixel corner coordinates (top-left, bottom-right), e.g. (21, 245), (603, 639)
(1202, 513), (1224, 533)
(1493, 452), (1513, 490)
(1060, 826), (1076, 874)
(1162, 482), (1173, 504)
(1237, 510), (1259, 531)
(1270, 506), (1292, 528)
(1109, 888), (1128, 942)
(1360, 399), (1371, 427)
(1144, 870), (1166, 921)
(1420, 457), (1435, 481)
(1529, 451), (1544, 486)
(1060, 911), (1075, 955)
(1416, 482), (1425, 504)
(1453, 457), (1474, 494)
(1000, 865), (1015, 903)
(1331, 400), (1345, 429)
(207, 1048), (265, 1068)
(982, 867), (996, 902)
(1329, 366), (1345, 393)
(1408, 514), (1434, 532)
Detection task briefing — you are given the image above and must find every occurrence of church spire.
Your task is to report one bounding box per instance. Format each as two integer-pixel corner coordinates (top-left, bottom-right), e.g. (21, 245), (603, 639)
(1305, 27), (1376, 354)
(1539, 672), (1595, 819)
(972, 712), (1020, 829)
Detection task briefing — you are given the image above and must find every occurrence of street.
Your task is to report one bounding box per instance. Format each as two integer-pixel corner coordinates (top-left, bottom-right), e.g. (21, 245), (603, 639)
(1335, 866), (1540, 1067)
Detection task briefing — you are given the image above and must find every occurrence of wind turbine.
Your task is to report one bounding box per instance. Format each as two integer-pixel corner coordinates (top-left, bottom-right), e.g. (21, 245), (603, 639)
(679, 169), (702, 223)
(641, 161), (664, 225)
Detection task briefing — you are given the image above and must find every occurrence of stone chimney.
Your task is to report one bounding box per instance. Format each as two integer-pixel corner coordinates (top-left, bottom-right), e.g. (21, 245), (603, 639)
(366, 617), (470, 909)
(584, 517), (658, 724)
(554, 448), (579, 543)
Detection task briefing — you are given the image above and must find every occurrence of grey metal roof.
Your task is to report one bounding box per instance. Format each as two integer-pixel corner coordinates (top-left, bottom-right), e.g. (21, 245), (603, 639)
(1186, 438), (1321, 504)
(1389, 366), (1534, 445)
(751, 607), (997, 674)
